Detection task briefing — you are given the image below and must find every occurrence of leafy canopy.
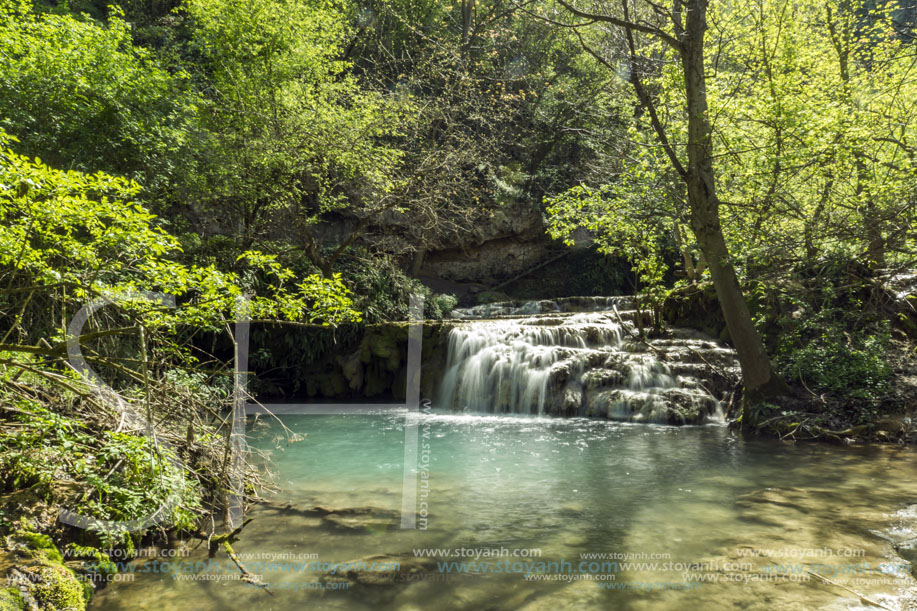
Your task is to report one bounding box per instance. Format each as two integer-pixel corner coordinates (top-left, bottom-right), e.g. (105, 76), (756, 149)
(0, 129), (360, 329)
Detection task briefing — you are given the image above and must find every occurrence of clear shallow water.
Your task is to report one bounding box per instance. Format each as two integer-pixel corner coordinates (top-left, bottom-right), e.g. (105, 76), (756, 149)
(92, 413), (917, 610)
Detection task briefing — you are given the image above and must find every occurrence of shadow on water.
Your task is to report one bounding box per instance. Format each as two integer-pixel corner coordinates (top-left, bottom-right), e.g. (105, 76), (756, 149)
(91, 413), (917, 610)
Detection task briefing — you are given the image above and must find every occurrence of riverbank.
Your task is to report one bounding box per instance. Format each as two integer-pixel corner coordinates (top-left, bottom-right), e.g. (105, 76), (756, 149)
(0, 367), (252, 610)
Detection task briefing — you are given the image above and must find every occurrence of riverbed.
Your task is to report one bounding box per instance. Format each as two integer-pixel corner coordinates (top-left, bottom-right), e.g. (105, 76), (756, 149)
(91, 412), (917, 610)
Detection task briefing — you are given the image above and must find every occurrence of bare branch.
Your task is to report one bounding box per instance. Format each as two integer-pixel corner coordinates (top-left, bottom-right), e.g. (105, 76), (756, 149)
(552, 0), (681, 48)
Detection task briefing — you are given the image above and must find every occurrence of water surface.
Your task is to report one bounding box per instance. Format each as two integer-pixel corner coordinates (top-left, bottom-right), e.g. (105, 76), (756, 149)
(92, 413), (917, 610)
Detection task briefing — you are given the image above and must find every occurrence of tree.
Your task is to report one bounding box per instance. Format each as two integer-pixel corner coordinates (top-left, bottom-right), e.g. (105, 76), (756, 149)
(0, 127), (360, 349)
(347, 0), (632, 268)
(539, 0), (786, 405)
(0, 127), (361, 544)
(705, 0), (917, 275)
(546, 182), (672, 333)
(0, 2), (195, 196)
(181, 0), (407, 275)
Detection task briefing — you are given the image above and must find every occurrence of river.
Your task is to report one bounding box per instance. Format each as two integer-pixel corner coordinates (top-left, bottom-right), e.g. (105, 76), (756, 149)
(92, 412), (917, 610)
(90, 297), (917, 610)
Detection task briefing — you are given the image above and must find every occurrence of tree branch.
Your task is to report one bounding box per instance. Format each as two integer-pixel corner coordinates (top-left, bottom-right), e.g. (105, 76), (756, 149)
(552, 0), (681, 48)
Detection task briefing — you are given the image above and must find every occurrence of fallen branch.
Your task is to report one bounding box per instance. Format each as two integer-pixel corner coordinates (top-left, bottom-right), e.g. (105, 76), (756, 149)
(193, 518), (274, 595)
(204, 518), (252, 556)
(223, 539), (274, 596)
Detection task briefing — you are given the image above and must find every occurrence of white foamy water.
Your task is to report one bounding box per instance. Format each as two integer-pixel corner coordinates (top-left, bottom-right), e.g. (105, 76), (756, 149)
(437, 299), (734, 424)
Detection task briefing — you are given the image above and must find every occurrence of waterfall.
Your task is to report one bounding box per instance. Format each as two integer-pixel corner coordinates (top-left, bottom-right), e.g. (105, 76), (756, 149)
(437, 297), (738, 424)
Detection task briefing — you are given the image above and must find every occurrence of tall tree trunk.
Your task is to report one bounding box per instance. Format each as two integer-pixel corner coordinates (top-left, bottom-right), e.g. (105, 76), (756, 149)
(461, 0), (475, 62)
(680, 0), (785, 410)
(558, 0), (786, 414)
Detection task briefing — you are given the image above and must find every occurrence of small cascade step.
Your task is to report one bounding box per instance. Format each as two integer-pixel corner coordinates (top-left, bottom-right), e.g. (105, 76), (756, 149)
(437, 296), (740, 424)
(450, 295), (635, 319)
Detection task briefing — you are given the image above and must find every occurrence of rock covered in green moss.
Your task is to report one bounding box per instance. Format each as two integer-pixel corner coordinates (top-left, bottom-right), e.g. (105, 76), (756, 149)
(0, 588), (26, 611)
(25, 564), (86, 610)
(8, 533), (62, 564)
(2, 532), (89, 611)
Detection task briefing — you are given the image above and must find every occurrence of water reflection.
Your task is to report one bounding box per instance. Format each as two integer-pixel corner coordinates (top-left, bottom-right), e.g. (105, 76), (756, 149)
(91, 414), (917, 610)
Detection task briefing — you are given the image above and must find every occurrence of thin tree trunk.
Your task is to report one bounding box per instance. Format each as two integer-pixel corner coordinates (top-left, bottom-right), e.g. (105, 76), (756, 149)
(680, 0), (785, 409)
(673, 220), (698, 281)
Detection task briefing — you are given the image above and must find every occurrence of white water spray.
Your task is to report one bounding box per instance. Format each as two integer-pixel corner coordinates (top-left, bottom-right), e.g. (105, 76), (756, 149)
(437, 298), (738, 424)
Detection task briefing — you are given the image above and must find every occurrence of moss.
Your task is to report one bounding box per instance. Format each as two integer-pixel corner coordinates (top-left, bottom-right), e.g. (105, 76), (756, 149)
(0, 588), (26, 611)
(64, 544), (117, 579)
(11, 532), (63, 564)
(476, 291), (510, 305)
(29, 564), (86, 611)
(3, 533), (89, 610)
(362, 325), (408, 372)
(317, 372), (348, 397)
(79, 580), (93, 605)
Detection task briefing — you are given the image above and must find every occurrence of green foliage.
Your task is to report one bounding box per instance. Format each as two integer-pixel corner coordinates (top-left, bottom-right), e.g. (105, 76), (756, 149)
(63, 544), (117, 578)
(547, 183), (671, 326)
(0, 2), (195, 192)
(0, 402), (201, 548)
(182, 0), (406, 246)
(548, 0), (915, 304)
(706, 0), (917, 271)
(776, 309), (892, 403)
(0, 129), (361, 329)
(348, 0), (632, 258)
(430, 293), (459, 318)
(337, 252), (454, 321)
(161, 368), (230, 404)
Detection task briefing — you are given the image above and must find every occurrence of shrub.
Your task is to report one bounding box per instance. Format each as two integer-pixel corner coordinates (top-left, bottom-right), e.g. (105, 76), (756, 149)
(0, 402), (202, 549)
(777, 311), (892, 401)
(337, 251), (456, 321)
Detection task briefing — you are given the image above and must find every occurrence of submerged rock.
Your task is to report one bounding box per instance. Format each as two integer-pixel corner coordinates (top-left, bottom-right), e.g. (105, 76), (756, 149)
(320, 554), (438, 588)
(256, 501), (406, 534)
(735, 487), (816, 514)
(896, 539), (917, 577)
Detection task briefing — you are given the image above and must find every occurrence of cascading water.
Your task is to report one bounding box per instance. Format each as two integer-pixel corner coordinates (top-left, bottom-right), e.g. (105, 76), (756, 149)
(437, 297), (739, 424)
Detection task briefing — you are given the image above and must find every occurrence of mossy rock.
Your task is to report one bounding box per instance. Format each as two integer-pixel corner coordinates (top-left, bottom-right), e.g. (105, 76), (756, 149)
(364, 326), (407, 358)
(336, 350), (364, 391)
(3, 532), (90, 611)
(317, 372), (348, 397)
(63, 545), (117, 580)
(475, 291), (511, 305)
(662, 282), (726, 338)
(26, 564), (86, 611)
(0, 588), (25, 611)
(9, 532), (63, 565)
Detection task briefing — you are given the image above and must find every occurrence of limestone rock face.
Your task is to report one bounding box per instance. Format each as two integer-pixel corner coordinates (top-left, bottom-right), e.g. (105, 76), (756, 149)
(252, 296), (740, 425)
